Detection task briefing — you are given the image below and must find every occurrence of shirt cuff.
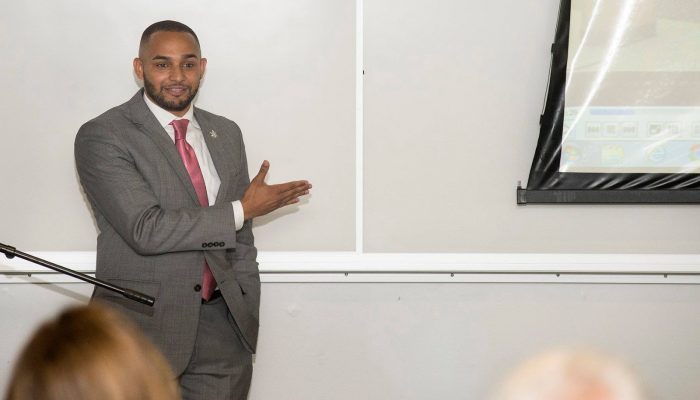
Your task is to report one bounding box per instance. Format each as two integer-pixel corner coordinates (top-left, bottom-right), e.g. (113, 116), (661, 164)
(232, 200), (245, 231)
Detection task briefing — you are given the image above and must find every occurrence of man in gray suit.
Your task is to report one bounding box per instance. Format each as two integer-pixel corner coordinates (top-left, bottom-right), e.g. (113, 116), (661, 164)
(75, 20), (311, 399)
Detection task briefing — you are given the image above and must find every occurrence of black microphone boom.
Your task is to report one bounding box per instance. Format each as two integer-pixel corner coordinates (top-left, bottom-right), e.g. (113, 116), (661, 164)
(0, 242), (155, 307)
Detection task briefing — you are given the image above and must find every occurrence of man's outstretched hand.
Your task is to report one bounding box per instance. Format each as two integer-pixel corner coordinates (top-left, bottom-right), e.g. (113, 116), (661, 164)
(241, 160), (312, 220)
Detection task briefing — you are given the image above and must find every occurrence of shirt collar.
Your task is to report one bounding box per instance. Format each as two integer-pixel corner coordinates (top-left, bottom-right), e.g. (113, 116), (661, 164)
(143, 92), (199, 129)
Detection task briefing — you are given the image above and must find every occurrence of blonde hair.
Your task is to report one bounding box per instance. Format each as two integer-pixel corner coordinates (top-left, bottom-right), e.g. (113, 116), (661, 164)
(5, 303), (179, 400)
(494, 348), (646, 400)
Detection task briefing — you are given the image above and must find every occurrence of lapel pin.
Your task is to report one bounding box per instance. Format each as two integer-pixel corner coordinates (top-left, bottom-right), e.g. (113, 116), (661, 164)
(209, 130), (218, 138)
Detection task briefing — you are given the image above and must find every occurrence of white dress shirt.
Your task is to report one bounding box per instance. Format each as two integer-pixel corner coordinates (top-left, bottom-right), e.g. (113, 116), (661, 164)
(143, 93), (244, 231)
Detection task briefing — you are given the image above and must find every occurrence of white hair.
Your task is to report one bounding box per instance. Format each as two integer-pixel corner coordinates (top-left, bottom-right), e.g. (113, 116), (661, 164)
(493, 348), (645, 400)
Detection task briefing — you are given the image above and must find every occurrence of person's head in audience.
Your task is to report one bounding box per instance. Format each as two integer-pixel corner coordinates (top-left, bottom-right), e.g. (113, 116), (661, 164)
(493, 348), (646, 400)
(5, 303), (179, 400)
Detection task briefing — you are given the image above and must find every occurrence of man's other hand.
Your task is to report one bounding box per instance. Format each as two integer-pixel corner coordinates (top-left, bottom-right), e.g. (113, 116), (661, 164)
(241, 160), (312, 220)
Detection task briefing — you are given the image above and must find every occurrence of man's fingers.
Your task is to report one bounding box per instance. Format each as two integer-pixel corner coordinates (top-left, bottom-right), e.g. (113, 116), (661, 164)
(279, 187), (311, 204)
(279, 189), (310, 206)
(253, 160), (270, 183)
(274, 180), (311, 194)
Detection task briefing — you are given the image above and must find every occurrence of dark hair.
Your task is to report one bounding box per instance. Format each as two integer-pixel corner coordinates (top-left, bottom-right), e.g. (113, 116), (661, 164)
(140, 20), (199, 50)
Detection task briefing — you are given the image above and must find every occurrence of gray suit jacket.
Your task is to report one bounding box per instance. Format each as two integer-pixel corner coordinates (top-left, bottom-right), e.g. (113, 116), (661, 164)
(75, 91), (260, 374)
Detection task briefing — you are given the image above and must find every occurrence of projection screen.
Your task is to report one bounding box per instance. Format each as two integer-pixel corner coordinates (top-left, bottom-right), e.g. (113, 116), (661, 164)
(520, 0), (700, 203)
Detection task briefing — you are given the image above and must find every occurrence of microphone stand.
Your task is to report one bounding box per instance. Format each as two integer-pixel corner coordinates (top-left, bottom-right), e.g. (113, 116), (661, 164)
(0, 242), (155, 307)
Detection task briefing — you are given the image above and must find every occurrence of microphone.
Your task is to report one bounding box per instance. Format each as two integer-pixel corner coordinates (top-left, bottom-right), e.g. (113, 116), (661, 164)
(0, 242), (155, 307)
(0, 242), (16, 259)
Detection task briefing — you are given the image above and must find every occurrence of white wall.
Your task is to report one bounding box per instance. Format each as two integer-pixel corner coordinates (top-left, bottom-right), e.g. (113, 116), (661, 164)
(0, 0), (355, 252)
(3, 0), (700, 255)
(2, 281), (700, 399)
(3, 1), (700, 399)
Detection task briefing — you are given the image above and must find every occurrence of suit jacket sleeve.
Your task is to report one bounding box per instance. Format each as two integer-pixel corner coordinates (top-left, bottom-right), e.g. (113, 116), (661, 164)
(75, 119), (238, 256)
(226, 137), (258, 278)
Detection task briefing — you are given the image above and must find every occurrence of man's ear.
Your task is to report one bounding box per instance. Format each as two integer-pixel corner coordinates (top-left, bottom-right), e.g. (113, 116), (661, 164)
(133, 58), (144, 80)
(200, 58), (207, 78)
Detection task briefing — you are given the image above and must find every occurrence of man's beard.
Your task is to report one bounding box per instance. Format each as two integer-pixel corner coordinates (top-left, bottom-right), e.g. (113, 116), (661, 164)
(143, 78), (199, 112)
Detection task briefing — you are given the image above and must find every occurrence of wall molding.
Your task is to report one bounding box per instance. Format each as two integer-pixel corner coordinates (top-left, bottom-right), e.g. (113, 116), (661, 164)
(2, 251), (700, 284)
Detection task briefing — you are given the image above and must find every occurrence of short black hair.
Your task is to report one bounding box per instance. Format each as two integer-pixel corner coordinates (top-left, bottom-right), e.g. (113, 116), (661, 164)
(139, 20), (200, 52)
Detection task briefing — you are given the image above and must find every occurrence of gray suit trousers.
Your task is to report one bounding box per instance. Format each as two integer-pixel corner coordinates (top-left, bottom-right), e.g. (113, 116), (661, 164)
(179, 296), (253, 400)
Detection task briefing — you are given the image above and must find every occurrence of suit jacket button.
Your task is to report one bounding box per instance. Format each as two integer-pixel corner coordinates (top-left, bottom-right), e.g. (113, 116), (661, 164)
(194, 284), (202, 292)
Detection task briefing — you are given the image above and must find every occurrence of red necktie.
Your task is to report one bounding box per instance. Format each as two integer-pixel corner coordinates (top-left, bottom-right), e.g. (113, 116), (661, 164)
(171, 119), (216, 301)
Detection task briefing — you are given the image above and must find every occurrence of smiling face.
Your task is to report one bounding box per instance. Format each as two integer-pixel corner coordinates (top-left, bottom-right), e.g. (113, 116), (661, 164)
(133, 31), (207, 117)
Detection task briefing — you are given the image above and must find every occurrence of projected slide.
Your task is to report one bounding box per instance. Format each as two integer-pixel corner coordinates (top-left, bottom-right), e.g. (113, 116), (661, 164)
(561, 0), (700, 173)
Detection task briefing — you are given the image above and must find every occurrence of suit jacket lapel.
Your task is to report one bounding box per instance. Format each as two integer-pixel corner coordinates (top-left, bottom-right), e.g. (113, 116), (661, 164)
(195, 107), (232, 204)
(125, 91), (201, 205)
